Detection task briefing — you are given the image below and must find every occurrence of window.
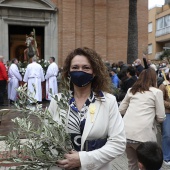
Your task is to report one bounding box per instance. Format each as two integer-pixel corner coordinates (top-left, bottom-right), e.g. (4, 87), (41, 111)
(156, 18), (163, 30)
(156, 15), (170, 30)
(148, 44), (152, 54)
(156, 15), (170, 36)
(164, 15), (170, 27)
(148, 22), (152, 33)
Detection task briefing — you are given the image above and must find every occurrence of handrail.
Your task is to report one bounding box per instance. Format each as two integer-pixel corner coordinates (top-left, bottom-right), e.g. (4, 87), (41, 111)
(156, 26), (170, 37)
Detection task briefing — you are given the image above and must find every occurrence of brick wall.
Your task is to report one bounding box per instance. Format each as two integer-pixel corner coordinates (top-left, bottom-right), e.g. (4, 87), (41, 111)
(51, 0), (148, 67)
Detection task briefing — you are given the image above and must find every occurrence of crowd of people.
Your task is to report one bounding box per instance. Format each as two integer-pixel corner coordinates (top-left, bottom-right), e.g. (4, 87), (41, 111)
(108, 58), (170, 169)
(0, 47), (170, 170)
(0, 55), (59, 105)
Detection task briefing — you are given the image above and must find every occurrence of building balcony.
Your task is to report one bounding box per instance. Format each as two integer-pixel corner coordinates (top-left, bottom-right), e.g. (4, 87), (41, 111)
(155, 51), (163, 60)
(156, 27), (170, 42)
(156, 27), (170, 37)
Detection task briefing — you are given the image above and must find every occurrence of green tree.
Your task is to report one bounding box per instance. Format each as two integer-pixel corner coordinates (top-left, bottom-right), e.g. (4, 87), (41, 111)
(160, 50), (170, 62)
(127, 0), (138, 64)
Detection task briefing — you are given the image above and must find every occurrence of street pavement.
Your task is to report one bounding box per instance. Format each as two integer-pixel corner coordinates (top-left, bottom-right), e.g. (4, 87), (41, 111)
(0, 98), (170, 170)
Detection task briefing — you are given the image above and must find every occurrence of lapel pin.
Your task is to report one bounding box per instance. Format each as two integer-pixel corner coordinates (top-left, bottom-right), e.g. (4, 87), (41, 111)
(89, 103), (96, 123)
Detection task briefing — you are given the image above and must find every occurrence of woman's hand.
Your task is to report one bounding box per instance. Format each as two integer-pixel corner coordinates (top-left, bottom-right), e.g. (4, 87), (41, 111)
(57, 150), (81, 169)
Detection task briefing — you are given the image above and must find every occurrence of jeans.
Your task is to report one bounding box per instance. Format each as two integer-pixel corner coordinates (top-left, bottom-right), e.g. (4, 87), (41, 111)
(0, 80), (7, 104)
(162, 113), (170, 161)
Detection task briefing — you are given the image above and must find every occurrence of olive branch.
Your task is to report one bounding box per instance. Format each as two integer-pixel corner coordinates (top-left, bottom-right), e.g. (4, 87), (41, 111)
(0, 79), (73, 169)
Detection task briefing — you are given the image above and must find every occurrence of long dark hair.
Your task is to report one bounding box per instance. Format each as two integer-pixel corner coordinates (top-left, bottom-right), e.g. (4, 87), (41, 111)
(130, 68), (157, 95)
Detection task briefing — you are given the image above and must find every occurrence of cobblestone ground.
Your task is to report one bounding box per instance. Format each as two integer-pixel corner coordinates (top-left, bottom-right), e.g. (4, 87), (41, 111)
(112, 153), (170, 170)
(0, 97), (170, 170)
(0, 153), (169, 170)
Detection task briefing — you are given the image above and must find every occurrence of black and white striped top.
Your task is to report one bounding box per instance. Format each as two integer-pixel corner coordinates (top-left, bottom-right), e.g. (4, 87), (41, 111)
(68, 91), (105, 151)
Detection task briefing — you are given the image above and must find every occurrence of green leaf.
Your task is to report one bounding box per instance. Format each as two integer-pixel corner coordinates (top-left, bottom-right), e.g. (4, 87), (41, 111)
(1, 77), (72, 169)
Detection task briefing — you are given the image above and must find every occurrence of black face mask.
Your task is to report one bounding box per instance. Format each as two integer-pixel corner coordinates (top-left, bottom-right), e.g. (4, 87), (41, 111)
(70, 71), (94, 87)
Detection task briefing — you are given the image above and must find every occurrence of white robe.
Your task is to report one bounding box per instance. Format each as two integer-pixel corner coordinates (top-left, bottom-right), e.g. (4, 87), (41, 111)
(23, 62), (45, 102)
(8, 63), (22, 101)
(45, 62), (58, 100)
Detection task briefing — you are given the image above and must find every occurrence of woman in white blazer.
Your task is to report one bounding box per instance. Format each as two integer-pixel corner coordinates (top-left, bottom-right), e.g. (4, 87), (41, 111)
(119, 68), (166, 170)
(48, 47), (126, 170)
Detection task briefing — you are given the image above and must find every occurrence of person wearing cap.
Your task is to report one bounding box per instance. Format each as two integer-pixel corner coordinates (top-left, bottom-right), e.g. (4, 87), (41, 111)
(110, 68), (119, 88)
(0, 55), (8, 106)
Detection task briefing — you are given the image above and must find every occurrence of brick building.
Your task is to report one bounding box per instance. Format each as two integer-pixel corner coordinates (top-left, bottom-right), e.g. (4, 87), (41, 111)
(148, 3), (170, 60)
(0, 0), (148, 67)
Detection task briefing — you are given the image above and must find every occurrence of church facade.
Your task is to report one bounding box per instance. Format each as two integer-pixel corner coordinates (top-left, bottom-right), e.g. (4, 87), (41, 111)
(0, 0), (148, 67)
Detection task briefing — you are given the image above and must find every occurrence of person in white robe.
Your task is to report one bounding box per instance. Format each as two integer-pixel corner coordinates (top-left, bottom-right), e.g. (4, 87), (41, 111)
(8, 58), (22, 103)
(45, 57), (58, 100)
(23, 56), (45, 102)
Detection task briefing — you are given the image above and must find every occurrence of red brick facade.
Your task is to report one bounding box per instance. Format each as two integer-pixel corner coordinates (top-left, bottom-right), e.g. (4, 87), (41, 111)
(51, 0), (148, 67)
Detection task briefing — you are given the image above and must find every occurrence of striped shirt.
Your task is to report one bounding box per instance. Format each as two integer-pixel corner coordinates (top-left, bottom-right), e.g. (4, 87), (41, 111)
(68, 91), (105, 151)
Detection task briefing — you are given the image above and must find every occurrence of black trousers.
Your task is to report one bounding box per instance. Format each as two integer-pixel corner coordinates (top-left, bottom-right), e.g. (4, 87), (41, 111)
(0, 80), (7, 104)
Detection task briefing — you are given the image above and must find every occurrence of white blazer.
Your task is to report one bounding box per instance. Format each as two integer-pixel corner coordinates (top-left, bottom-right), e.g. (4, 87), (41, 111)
(119, 87), (166, 142)
(48, 92), (126, 170)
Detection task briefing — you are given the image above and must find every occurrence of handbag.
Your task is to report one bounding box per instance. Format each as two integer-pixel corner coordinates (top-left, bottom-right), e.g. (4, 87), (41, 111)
(84, 138), (107, 151)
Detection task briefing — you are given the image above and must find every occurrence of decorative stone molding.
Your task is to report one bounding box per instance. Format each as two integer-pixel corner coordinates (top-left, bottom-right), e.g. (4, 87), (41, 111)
(0, 0), (58, 62)
(0, 0), (57, 11)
